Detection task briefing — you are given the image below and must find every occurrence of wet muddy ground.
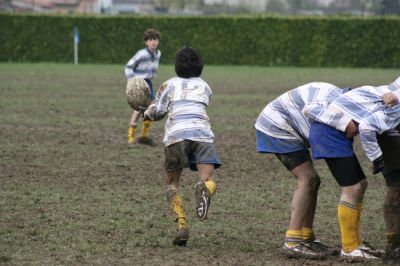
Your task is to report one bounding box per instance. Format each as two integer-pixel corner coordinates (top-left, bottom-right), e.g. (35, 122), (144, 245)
(1, 63), (396, 265)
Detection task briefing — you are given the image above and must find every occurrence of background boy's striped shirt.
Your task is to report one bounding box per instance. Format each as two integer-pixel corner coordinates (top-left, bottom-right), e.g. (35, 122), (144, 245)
(125, 48), (161, 80)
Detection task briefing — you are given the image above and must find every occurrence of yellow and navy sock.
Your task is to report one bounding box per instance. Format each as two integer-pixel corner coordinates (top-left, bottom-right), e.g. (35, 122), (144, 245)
(338, 201), (360, 253)
(285, 229), (303, 247)
(302, 227), (315, 242)
(141, 120), (152, 138)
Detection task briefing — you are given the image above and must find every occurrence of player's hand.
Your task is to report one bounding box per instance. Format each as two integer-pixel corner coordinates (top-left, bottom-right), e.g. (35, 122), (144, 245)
(345, 120), (358, 139)
(143, 104), (156, 121)
(382, 92), (398, 107)
(372, 156), (384, 174)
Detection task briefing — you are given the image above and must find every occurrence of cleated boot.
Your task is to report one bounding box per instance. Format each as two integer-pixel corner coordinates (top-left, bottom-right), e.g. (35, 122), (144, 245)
(340, 247), (379, 262)
(358, 241), (385, 257)
(283, 242), (327, 260)
(384, 246), (400, 261)
(195, 181), (210, 220)
(137, 136), (156, 146)
(172, 228), (189, 246)
(307, 238), (339, 256)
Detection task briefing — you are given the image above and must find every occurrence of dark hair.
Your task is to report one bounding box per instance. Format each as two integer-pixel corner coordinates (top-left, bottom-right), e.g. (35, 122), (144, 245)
(174, 47), (203, 78)
(143, 28), (160, 41)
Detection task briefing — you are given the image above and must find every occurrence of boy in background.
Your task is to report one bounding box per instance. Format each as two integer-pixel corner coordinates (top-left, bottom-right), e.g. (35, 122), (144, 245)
(125, 28), (161, 145)
(144, 47), (221, 246)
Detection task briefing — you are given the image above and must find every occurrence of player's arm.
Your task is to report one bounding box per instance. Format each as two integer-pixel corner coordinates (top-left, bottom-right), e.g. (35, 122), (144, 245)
(124, 54), (142, 79)
(144, 84), (170, 121)
(303, 103), (352, 132)
(358, 109), (400, 173)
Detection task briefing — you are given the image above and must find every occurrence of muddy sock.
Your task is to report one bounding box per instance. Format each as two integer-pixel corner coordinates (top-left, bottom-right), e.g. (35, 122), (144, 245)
(338, 201), (359, 253)
(302, 227), (315, 242)
(285, 229), (303, 247)
(166, 189), (187, 229)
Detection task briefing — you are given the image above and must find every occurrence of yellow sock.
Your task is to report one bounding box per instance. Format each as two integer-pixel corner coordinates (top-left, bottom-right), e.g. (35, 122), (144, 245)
(128, 126), (136, 143)
(302, 227), (315, 242)
(205, 180), (217, 196)
(285, 229), (303, 247)
(338, 201), (360, 253)
(171, 194), (187, 229)
(141, 120), (151, 138)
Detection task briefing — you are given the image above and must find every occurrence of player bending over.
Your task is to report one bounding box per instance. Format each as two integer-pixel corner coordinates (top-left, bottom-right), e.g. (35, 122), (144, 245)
(144, 47), (221, 246)
(305, 77), (400, 261)
(255, 82), (349, 259)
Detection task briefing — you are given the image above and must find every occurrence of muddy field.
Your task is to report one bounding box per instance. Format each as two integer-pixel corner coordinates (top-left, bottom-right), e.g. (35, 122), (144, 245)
(1, 63), (399, 265)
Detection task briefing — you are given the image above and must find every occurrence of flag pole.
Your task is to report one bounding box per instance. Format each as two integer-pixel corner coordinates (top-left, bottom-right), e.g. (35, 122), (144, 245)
(73, 26), (79, 65)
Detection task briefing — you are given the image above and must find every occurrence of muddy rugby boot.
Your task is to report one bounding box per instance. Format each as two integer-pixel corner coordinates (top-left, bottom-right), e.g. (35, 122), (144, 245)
(195, 181), (210, 220)
(306, 238), (338, 256)
(283, 242), (327, 260)
(340, 247), (379, 262)
(384, 246), (400, 260)
(137, 136), (156, 146)
(358, 241), (385, 257)
(172, 228), (189, 246)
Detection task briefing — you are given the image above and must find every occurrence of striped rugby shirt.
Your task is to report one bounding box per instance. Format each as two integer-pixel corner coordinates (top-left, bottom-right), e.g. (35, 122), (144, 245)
(306, 85), (400, 161)
(255, 82), (344, 146)
(151, 77), (214, 146)
(124, 48), (161, 80)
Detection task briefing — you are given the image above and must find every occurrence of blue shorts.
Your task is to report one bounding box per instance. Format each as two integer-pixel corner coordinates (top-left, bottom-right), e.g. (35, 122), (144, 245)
(256, 130), (306, 153)
(165, 140), (221, 172)
(309, 122), (354, 159)
(145, 79), (155, 100)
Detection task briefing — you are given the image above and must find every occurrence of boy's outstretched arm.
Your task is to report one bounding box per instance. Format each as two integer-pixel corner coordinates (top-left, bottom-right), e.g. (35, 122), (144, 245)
(144, 104), (166, 121)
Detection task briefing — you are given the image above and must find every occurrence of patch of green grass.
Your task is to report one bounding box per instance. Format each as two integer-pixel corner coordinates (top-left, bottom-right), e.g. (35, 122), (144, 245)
(0, 63), (397, 265)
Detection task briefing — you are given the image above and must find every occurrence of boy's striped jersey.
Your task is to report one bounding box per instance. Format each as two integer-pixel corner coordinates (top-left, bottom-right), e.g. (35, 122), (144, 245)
(125, 48), (161, 80)
(152, 77), (214, 146)
(255, 82), (344, 145)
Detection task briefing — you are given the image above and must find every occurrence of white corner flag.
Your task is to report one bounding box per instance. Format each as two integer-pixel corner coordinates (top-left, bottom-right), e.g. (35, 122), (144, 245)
(73, 26), (79, 65)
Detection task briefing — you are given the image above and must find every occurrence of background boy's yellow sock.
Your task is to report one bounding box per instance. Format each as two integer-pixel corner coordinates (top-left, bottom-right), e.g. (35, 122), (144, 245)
(141, 120), (152, 138)
(128, 126), (136, 143)
(338, 201), (360, 253)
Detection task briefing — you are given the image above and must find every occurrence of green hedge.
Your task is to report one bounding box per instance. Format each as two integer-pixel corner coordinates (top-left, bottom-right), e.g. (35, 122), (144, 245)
(1, 14), (400, 67)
